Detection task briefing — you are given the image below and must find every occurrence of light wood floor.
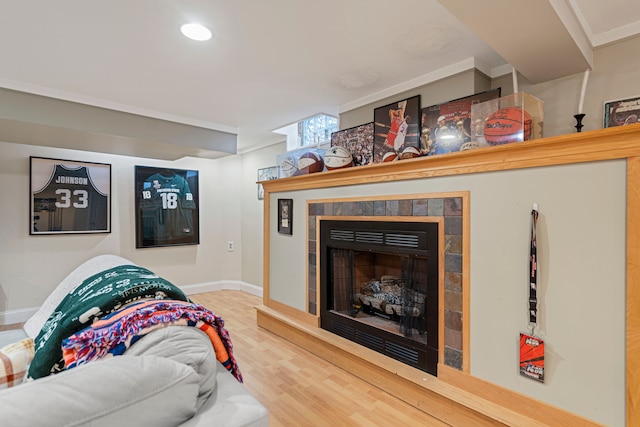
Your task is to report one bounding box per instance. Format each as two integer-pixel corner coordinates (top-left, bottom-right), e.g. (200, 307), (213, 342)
(191, 290), (449, 427)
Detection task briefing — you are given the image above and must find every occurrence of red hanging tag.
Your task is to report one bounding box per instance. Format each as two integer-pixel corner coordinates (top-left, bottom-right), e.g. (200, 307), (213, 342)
(519, 332), (544, 383)
(520, 204), (544, 382)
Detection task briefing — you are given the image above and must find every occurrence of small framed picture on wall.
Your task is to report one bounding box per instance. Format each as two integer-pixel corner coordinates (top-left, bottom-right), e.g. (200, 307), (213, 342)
(134, 165), (200, 248)
(277, 198), (293, 235)
(30, 156), (111, 235)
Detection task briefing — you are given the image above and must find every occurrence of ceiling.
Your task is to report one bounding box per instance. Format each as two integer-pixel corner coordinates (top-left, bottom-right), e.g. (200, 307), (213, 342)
(0, 0), (639, 156)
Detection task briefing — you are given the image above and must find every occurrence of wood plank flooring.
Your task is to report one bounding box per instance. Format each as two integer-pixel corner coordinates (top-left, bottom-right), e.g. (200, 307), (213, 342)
(191, 290), (449, 426)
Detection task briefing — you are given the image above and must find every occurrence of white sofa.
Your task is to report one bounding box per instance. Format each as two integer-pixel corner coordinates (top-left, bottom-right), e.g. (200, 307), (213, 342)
(0, 255), (268, 427)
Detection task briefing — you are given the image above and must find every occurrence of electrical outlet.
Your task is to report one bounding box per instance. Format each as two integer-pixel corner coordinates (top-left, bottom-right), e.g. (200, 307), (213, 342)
(227, 241), (234, 252)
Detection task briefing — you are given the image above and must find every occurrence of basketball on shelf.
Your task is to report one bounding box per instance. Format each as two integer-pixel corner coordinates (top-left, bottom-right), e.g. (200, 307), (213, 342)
(324, 146), (353, 170)
(297, 151), (324, 174)
(399, 146), (421, 160)
(382, 151), (398, 162)
(280, 156), (298, 177)
(484, 106), (532, 146)
(460, 141), (480, 151)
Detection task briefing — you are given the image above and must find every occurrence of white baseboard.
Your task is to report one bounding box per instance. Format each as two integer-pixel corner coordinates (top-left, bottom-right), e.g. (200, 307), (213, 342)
(0, 282), (263, 326)
(0, 307), (39, 326)
(179, 280), (264, 298)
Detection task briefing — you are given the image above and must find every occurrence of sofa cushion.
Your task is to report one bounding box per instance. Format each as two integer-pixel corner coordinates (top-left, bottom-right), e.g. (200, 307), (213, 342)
(0, 355), (200, 427)
(180, 364), (269, 427)
(124, 326), (218, 410)
(0, 338), (34, 389)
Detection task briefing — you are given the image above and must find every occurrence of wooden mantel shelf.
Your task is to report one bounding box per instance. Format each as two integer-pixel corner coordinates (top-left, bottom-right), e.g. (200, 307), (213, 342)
(262, 124), (640, 193)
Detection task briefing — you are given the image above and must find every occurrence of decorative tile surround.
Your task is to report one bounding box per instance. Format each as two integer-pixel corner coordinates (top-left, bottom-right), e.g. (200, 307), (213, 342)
(308, 196), (464, 370)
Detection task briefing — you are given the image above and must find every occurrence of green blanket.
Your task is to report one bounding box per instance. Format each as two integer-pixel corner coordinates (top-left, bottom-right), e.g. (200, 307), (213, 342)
(28, 264), (189, 379)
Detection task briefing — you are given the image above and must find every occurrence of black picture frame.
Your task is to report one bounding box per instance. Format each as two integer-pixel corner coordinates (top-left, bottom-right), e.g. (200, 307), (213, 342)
(604, 96), (640, 128)
(373, 95), (421, 163)
(277, 198), (293, 235)
(134, 165), (200, 248)
(330, 122), (374, 166)
(30, 156), (111, 235)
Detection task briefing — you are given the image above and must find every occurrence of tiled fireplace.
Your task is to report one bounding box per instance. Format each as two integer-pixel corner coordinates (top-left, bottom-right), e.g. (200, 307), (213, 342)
(308, 195), (465, 370)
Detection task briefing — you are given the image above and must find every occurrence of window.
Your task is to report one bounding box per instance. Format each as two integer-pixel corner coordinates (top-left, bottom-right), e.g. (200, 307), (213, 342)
(298, 114), (338, 147)
(274, 113), (339, 151)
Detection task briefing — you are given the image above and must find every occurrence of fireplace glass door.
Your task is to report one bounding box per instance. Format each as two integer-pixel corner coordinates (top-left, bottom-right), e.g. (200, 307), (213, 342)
(329, 248), (429, 339)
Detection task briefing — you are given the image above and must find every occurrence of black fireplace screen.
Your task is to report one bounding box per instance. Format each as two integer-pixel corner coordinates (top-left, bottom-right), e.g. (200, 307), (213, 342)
(320, 220), (439, 375)
(329, 248), (428, 337)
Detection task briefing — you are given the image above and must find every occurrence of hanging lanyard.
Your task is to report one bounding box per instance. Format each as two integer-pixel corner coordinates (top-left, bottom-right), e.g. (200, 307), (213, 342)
(529, 204), (538, 334)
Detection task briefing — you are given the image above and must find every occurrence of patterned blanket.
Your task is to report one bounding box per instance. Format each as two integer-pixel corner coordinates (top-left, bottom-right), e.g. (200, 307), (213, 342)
(61, 299), (242, 382)
(28, 265), (190, 379)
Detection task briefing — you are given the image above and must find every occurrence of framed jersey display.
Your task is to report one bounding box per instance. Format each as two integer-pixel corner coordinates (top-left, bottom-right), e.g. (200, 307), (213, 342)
(134, 166), (199, 248)
(30, 157), (111, 235)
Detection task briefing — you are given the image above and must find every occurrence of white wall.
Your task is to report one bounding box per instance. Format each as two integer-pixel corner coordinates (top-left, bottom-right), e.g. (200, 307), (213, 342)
(0, 140), (243, 316)
(240, 141), (286, 287)
(491, 35), (640, 138)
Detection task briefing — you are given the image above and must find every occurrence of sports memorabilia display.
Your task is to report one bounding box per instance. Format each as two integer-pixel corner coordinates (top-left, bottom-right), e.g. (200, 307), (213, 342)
(276, 147), (326, 177)
(520, 333), (545, 383)
(604, 95), (640, 128)
(257, 166), (279, 200)
(30, 157), (111, 235)
(329, 122), (374, 166)
(373, 95), (421, 163)
(399, 146), (421, 159)
(297, 151), (324, 174)
(484, 106), (533, 145)
(134, 166), (199, 248)
(324, 146), (353, 170)
(520, 203), (545, 383)
(471, 92), (543, 147)
(422, 88), (501, 156)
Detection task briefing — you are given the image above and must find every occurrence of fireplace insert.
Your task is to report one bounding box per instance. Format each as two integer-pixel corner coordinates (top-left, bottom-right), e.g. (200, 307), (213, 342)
(319, 219), (439, 375)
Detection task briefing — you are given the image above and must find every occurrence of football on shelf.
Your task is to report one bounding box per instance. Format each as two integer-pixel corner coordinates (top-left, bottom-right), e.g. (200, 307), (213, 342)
(382, 151), (398, 162)
(484, 106), (532, 146)
(399, 146), (421, 159)
(324, 146), (353, 170)
(297, 151), (324, 174)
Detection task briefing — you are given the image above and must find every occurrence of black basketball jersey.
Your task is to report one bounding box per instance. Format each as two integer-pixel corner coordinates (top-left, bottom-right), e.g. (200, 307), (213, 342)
(33, 164), (108, 232)
(139, 173), (196, 241)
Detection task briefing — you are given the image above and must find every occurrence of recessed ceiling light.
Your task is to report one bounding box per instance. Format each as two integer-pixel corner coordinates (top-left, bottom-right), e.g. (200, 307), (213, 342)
(180, 23), (212, 41)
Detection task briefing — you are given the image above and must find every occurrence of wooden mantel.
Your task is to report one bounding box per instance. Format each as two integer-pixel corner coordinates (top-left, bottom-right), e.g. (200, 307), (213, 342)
(260, 124), (640, 427)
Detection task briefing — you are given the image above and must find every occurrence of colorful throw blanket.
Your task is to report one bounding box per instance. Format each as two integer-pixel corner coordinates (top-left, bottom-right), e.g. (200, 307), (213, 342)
(61, 299), (242, 382)
(29, 265), (190, 379)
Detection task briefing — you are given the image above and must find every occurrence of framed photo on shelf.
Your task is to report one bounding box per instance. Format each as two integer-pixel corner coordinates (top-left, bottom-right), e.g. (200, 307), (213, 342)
(277, 198), (293, 235)
(30, 156), (111, 235)
(604, 96), (640, 128)
(257, 166), (279, 200)
(373, 95), (421, 163)
(134, 166), (200, 248)
(330, 122), (374, 166)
